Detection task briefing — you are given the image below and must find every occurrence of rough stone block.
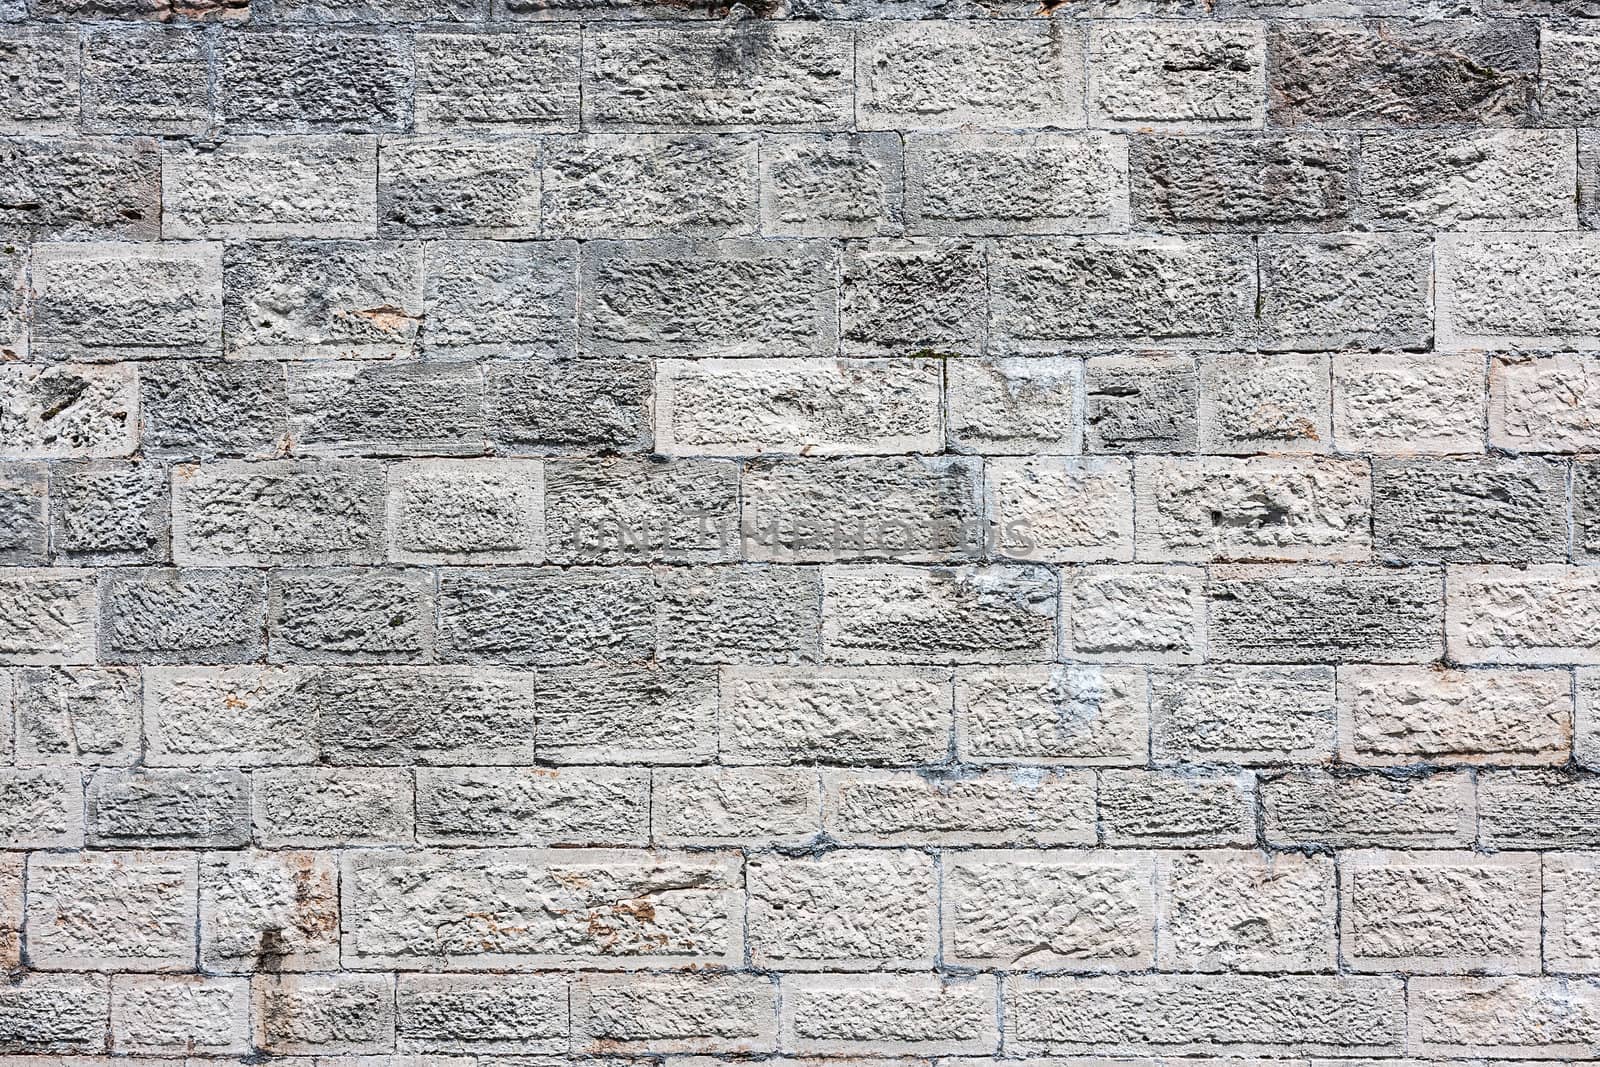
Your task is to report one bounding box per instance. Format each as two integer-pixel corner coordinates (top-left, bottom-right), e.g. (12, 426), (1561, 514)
(415, 30), (580, 132)
(15, 665), (140, 765)
(545, 456), (738, 564)
(823, 563), (1057, 665)
(857, 23), (1084, 131)
(251, 766), (415, 846)
(583, 25), (851, 131)
(139, 359), (288, 459)
(651, 766), (820, 846)
(1197, 351), (1331, 454)
(990, 236), (1255, 352)
(1131, 133), (1352, 230)
(539, 662), (716, 764)
(841, 238), (986, 355)
(439, 566), (656, 664)
(87, 766), (248, 847)
(1085, 353), (1198, 454)
(1477, 770), (1600, 848)
(415, 766), (649, 846)
(907, 131), (1128, 235)
(0, 976), (109, 1055)
(1100, 769), (1256, 847)
(32, 241), (221, 362)
(544, 133), (755, 239)
(219, 31), (411, 133)
(0, 461), (46, 565)
(0, 364), (138, 460)
(1333, 352), (1484, 454)
(385, 458), (542, 565)
(947, 356), (1080, 455)
(822, 767), (1096, 847)
(0, 766), (83, 846)
(719, 664), (950, 766)
(200, 849), (340, 973)
(398, 974), (567, 1054)
(0, 28), (78, 134)
(780, 974), (998, 1056)
(759, 132), (902, 237)
(1490, 352), (1600, 451)
(955, 663), (1148, 766)
(1544, 853), (1600, 974)
(1407, 976), (1600, 1058)
(162, 136), (376, 239)
(252, 973), (395, 1056)
(583, 238), (837, 358)
(1064, 565), (1206, 663)
(660, 564), (820, 664)
(655, 357), (941, 457)
(97, 567), (263, 664)
(0, 569), (97, 664)
(1150, 664), (1335, 765)
(1541, 28), (1600, 125)
(378, 135), (541, 239)
(1439, 234), (1600, 349)
(1358, 130), (1576, 230)
(82, 26), (209, 135)
(1339, 665), (1569, 767)
(1156, 850), (1335, 972)
(171, 460), (384, 566)
(1261, 769), (1475, 848)
(267, 567), (433, 664)
(1135, 456), (1369, 562)
(1258, 233), (1433, 351)
(748, 850), (936, 970)
(341, 848), (743, 968)
(0, 137), (160, 238)
(984, 456), (1132, 563)
(573, 973), (771, 1055)
(49, 461), (168, 565)
(312, 666), (539, 766)
(110, 975), (249, 1056)
(223, 240), (424, 360)
(1207, 564), (1444, 664)
(1341, 850), (1541, 973)
(1088, 23), (1266, 130)
(1267, 20), (1536, 128)
(487, 357), (649, 452)
(287, 361), (483, 457)
(1448, 564), (1600, 664)
(27, 851), (197, 972)
(143, 665), (314, 766)
(1373, 457), (1565, 562)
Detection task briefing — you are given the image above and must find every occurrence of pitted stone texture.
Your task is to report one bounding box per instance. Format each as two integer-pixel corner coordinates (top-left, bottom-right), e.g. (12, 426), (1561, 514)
(378, 135), (541, 239)
(1197, 351), (1331, 454)
(747, 850), (937, 970)
(540, 663), (717, 765)
(143, 665), (312, 766)
(386, 458), (543, 565)
(780, 974), (999, 1056)
(0, 569), (97, 665)
(823, 768), (1096, 846)
(985, 456), (1133, 563)
(0, 137), (160, 238)
(1006, 974), (1404, 1055)
(416, 766), (649, 846)
(1545, 853), (1600, 974)
(400, 973), (569, 1055)
(651, 766), (821, 846)
(760, 133), (902, 238)
(545, 134), (755, 239)
(1088, 23), (1266, 130)
(1207, 564), (1444, 664)
(955, 663), (1147, 766)
(172, 460), (384, 566)
(744, 455), (983, 563)
(87, 766), (248, 847)
(841, 238), (986, 355)
(219, 32), (411, 133)
(1131, 134), (1352, 230)
(583, 239), (837, 358)
(1407, 976), (1600, 1058)
(287, 361), (483, 458)
(110, 975), (249, 1056)
(1341, 850), (1541, 973)
(823, 564), (1057, 665)
(0, 462), (46, 565)
(857, 23), (1085, 131)
(224, 240), (424, 360)
(0, 29), (79, 135)
(1150, 664), (1334, 765)
(341, 848), (743, 968)
(1262, 769), (1476, 849)
(1448, 564), (1600, 665)
(0, 976), (109, 1055)
(253, 766), (415, 846)
(163, 137), (377, 240)
(140, 360), (288, 460)
(1100, 769), (1256, 847)
(82, 27), (209, 136)
(1064, 565), (1206, 663)
(546, 457), (738, 564)
(944, 850), (1153, 969)
(267, 567), (433, 664)
(991, 236), (1255, 352)
(415, 30), (580, 132)
(26, 851), (197, 972)
(1155, 850), (1335, 972)
(1440, 234), (1600, 349)
(200, 850), (340, 973)
(1541, 29), (1600, 126)
(16, 665), (140, 765)
(1372, 457), (1565, 562)
(719, 664), (950, 766)
(50, 461), (168, 565)
(1085, 354), (1198, 454)
(1258, 233), (1432, 351)
(31, 241), (222, 362)
(1491, 352), (1600, 451)
(252, 972), (395, 1056)
(488, 357), (648, 452)
(1333, 352), (1484, 454)
(583, 25), (851, 131)
(1134, 456), (1369, 563)
(313, 666), (540, 765)
(1478, 770), (1600, 848)
(1358, 130), (1576, 230)
(573, 973), (772, 1055)
(907, 132), (1127, 236)
(1267, 21), (1536, 128)
(947, 357), (1081, 456)
(1339, 665), (1570, 766)
(660, 565), (820, 664)
(0, 767), (83, 846)
(656, 357), (942, 457)
(0, 364), (138, 460)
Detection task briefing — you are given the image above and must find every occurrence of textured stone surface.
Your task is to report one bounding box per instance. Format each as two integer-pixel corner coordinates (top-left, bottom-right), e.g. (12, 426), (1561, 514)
(1339, 665), (1571, 766)
(1155, 850), (1335, 972)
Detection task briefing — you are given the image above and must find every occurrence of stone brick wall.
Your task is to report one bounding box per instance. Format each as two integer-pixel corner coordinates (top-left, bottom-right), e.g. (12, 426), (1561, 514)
(1, 0), (1600, 1061)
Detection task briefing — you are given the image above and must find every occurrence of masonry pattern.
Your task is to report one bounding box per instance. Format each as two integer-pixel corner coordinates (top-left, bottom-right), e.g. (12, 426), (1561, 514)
(3, 0), (1600, 1062)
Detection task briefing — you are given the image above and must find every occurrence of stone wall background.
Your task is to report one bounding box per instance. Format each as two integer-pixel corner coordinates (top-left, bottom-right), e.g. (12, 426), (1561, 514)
(2, 0), (1600, 1060)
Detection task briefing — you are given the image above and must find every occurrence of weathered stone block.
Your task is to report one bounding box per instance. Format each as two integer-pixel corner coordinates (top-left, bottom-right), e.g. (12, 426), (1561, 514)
(1448, 564), (1600, 664)
(251, 766), (415, 846)
(823, 767), (1096, 847)
(287, 361), (483, 457)
(1339, 665), (1568, 766)
(780, 974), (998, 1056)
(1197, 351), (1331, 454)
(0, 364), (138, 460)
(386, 458), (543, 565)
(1440, 235), (1600, 349)
(908, 131), (1128, 235)
(1267, 21), (1536, 128)
(311, 666), (539, 765)
(719, 664), (950, 766)
(1100, 769), (1256, 847)
(267, 567), (432, 664)
(858, 23), (1084, 131)
(545, 456), (738, 564)
(1341, 850), (1541, 973)
(416, 766), (649, 846)
(539, 662), (716, 764)
(140, 359), (287, 459)
(0, 28), (78, 134)
(423, 240), (575, 360)
(584, 25), (851, 130)
(0, 137), (159, 238)
(841, 238), (986, 355)
(415, 30), (580, 132)
(1156, 850), (1335, 972)
(656, 357), (941, 457)
(27, 851), (197, 972)
(984, 456), (1132, 563)
(1261, 769), (1475, 848)
(1207, 564), (1443, 664)
(651, 766), (820, 846)
(223, 240), (424, 360)
(399, 974), (567, 1054)
(823, 563), (1057, 665)
(15, 665), (140, 765)
(252, 973), (395, 1056)
(955, 663), (1148, 766)
(1064, 565), (1206, 663)
(660, 565), (820, 664)
(1135, 456), (1369, 562)
(1258, 233), (1433, 350)
(87, 766), (248, 847)
(1407, 976), (1600, 1058)
(341, 848), (743, 968)
(200, 849), (339, 972)
(0, 766), (83, 846)
(947, 356), (1080, 455)
(0, 976), (109, 1055)
(1358, 130), (1576, 230)
(1131, 134), (1352, 230)
(0, 569), (97, 664)
(487, 357), (649, 452)
(545, 134), (755, 239)
(990, 236), (1255, 352)
(748, 850), (936, 970)
(1545, 853), (1600, 974)
(1085, 353), (1198, 454)
(759, 132), (901, 238)
(32, 241), (221, 361)
(1333, 352), (1484, 454)
(111, 975), (249, 1057)
(583, 238), (837, 358)
(143, 665), (313, 766)
(378, 135), (541, 239)
(82, 26), (209, 135)
(0, 461), (46, 565)
(172, 460), (384, 566)
(1478, 770), (1600, 848)
(573, 973), (771, 1055)
(49, 461), (168, 565)
(439, 567), (655, 665)
(1150, 664), (1335, 765)
(162, 136), (377, 239)
(1541, 28), (1600, 125)
(1088, 23), (1266, 130)
(97, 567), (264, 664)
(1372, 457), (1565, 562)
(219, 31), (411, 133)
(1490, 352), (1600, 451)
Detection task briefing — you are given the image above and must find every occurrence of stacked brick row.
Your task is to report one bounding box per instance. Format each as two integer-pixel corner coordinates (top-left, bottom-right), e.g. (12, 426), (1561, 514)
(5, 0), (1600, 1062)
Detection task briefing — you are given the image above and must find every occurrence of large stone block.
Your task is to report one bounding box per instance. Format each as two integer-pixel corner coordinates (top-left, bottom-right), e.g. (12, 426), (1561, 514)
(719, 664), (950, 766)
(955, 663), (1148, 766)
(747, 850), (937, 970)
(27, 851), (197, 972)
(415, 30), (580, 132)
(822, 767), (1096, 847)
(218, 31), (411, 133)
(1088, 23), (1266, 130)
(162, 136), (376, 239)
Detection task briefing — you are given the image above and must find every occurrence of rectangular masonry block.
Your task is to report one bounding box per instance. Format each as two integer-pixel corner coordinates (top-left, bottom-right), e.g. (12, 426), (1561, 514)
(1063, 565), (1206, 663)
(1449, 564), (1600, 664)
(162, 136), (377, 239)
(1150, 664), (1335, 765)
(1491, 352), (1600, 451)
(651, 765), (821, 847)
(399, 973), (569, 1054)
(573, 973), (772, 1055)
(1333, 352), (1485, 455)
(200, 849), (340, 973)
(31, 241), (222, 361)
(1156, 850), (1336, 973)
(1262, 769), (1476, 849)
(1208, 564), (1443, 664)
(1407, 977), (1600, 1058)
(1338, 665), (1571, 766)
(544, 133), (756, 239)
(1544, 852), (1600, 974)
(416, 765), (649, 847)
(252, 766), (415, 846)
(780, 974), (999, 1056)
(822, 767), (1096, 847)
(111, 974), (249, 1057)
(1440, 233), (1600, 349)
(748, 849), (937, 970)
(955, 663), (1148, 766)
(27, 851), (198, 972)
(415, 30), (580, 132)
(759, 132), (903, 238)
